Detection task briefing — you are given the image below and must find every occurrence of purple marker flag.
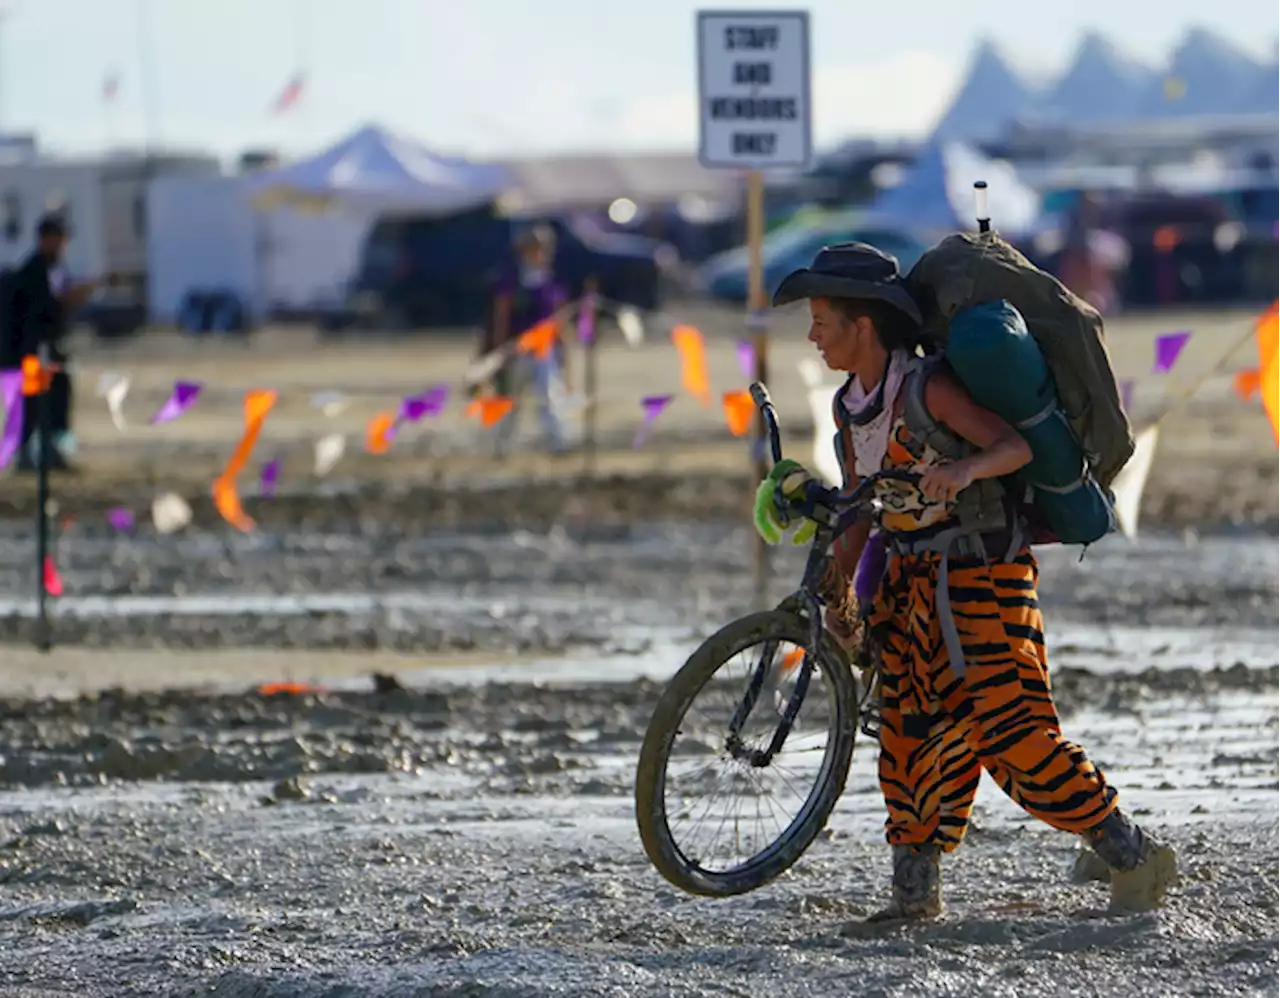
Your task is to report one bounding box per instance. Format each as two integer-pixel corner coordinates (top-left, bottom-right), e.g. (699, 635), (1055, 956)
(0, 369), (22, 470)
(1118, 378), (1135, 413)
(633, 394), (674, 448)
(400, 384), (449, 423)
(106, 507), (136, 532)
(1152, 331), (1190, 374)
(577, 293), (598, 345)
(260, 459), (281, 497)
(736, 339), (755, 380)
(150, 380), (203, 424)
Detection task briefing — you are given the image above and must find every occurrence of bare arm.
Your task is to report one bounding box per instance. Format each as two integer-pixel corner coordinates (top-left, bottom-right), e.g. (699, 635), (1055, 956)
(492, 293), (512, 349)
(919, 372), (1031, 501)
(61, 280), (97, 310)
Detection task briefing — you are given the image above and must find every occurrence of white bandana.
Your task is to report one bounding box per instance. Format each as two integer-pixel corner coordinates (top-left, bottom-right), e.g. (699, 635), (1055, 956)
(842, 350), (909, 478)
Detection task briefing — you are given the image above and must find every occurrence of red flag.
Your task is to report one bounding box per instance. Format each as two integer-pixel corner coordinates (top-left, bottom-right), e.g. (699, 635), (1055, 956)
(271, 73), (305, 115)
(102, 72), (120, 104)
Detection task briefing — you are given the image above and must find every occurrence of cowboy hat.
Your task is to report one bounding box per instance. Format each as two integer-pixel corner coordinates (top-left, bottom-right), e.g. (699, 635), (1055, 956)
(772, 242), (923, 326)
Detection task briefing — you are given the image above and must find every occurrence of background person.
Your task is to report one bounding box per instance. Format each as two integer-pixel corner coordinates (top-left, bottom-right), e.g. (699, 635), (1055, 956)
(1, 215), (95, 472)
(488, 224), (572, 456)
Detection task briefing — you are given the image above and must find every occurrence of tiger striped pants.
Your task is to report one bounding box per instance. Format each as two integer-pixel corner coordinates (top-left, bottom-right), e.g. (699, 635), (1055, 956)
(868, 545), (1118, 851)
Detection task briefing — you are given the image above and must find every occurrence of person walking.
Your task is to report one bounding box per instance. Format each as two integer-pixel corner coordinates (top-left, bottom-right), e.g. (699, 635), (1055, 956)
(755, 243), (1177, 919)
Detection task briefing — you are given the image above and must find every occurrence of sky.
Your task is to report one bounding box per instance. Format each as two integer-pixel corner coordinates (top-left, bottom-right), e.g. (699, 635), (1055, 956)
(2, 0), (1276, 163)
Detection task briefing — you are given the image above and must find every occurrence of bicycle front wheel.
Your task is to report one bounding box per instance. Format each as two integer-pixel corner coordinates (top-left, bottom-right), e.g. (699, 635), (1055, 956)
(635, 609), (859, 897)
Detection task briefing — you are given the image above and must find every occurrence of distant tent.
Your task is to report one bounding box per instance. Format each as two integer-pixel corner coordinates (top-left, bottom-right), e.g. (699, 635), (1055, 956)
(1038, 33), (1156, 126)
(1237, 49), (1279, 115)
(1144, 27), (1268, 118)
(870, 142), (1040, 237)
(246, 123), (512, 214)
(929, 39), (1038, 145)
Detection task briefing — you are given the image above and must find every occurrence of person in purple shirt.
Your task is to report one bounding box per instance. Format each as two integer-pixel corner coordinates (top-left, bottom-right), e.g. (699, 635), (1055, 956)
(489, 225), (572, 455)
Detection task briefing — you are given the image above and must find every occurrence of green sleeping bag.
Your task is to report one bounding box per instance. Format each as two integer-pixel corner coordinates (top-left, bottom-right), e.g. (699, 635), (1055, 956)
(945, 299), (1116, 545)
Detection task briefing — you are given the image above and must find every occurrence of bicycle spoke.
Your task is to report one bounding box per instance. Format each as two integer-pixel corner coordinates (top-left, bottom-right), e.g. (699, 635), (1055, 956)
(659, 630), (841, 876)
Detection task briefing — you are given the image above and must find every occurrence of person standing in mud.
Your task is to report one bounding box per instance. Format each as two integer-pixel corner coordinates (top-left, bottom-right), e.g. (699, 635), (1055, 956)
(756, 243), (1178, 920)
(486, 224), (572, 456)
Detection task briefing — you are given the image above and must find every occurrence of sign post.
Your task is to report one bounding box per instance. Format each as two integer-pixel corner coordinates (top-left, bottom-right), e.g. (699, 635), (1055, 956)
(697, 9), (812, 609)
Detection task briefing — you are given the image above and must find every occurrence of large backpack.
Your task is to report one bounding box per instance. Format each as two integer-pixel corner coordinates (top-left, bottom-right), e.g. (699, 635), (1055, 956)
(904, 230), (1134, 489)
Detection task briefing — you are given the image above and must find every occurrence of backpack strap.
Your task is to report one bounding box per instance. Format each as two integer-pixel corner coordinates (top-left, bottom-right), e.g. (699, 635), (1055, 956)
(831, 375), (858, 494)
(899, 354), (1015, 544)
(901, 356), (970, 462)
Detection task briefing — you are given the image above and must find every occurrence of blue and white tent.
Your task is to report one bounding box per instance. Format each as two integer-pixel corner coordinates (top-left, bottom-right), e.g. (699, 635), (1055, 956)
(870, 142), (1041, 237)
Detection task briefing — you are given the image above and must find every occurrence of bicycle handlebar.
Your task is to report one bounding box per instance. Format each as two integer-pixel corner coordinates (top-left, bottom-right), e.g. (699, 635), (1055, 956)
(749, 382), (783, 464)
(749, 379), (922, 527)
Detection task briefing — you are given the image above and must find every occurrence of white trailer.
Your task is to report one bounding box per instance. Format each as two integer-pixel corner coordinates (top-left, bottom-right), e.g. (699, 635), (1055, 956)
(0, 151), (221, 333)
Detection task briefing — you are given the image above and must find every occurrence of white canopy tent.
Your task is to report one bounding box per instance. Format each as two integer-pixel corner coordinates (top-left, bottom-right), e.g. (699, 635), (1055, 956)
(245, 123), (512, 213)
(147, 125), (514, 322)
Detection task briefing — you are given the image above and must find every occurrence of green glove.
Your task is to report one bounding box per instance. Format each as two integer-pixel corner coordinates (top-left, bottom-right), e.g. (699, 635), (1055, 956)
(752, 459), (819, 546)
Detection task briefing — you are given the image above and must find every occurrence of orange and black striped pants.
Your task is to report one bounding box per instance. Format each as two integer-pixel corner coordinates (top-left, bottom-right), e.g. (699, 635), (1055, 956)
(868, 545), (1118, 851)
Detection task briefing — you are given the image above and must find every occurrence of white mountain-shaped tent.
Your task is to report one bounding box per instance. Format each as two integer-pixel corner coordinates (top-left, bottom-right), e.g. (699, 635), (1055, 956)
(870, 142), (1040, 237)
(1145, 27), (1269, 118)
(1038, 32), (1156, 126)
(247, 123), (512, 213)
(929, 39), (1038, 145)
(1238, 43), (1278, 114)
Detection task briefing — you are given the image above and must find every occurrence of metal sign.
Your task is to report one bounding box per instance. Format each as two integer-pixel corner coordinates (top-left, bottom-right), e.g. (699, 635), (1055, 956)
(696, 10), (812, 171)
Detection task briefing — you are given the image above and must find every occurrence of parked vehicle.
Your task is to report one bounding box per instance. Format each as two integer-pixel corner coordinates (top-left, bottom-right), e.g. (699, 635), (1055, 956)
(347, 205), (669, 328)
(696, 212), (930, 304)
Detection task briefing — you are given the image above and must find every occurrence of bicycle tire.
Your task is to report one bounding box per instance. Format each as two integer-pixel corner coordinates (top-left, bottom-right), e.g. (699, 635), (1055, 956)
(635, 609), (859, 897)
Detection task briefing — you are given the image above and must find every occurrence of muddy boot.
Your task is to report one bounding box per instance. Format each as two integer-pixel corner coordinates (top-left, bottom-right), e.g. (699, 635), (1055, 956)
(1084, 809), (1179, 912)
(866, 844), (943, 922)
(1069, 842), (1111, 884)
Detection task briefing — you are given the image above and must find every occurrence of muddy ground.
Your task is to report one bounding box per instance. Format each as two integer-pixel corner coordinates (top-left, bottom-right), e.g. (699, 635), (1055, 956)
(0, 309), (1274, 995)
(0, 304), (1275, 534)
(0, 305), (1272, 655)
(0, 665), (1275, 997)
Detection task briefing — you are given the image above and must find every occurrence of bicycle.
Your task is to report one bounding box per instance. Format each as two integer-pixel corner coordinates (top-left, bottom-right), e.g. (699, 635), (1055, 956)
(634, 382), (920, 897)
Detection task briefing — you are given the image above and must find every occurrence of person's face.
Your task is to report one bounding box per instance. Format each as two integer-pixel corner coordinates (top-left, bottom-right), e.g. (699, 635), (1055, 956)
(807, 297), (871, 371)
(520, 241), (550, 269)
(38, 232), (66, 262)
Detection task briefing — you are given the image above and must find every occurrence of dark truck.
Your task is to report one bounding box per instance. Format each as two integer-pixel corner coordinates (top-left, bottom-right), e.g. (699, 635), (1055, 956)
(345, 205), (668, 329)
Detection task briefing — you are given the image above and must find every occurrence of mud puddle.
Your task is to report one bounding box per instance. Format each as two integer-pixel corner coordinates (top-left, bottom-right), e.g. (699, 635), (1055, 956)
(0, 526), (1274, 654)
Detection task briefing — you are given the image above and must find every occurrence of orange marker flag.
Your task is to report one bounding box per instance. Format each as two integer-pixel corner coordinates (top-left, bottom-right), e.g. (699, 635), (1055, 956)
(1259, 304), (1280, 445)
(780, 646), (805, 673)
(517, 318), (558, 360)
(723, 389), (755, 437)
(20, 355), (52, 397)
(211, 477), (252, 533)
(212, 389), (277, 532)
(671, 325), (711, 405)
(257, 681), (323, 695)
(465, 396), (514, 427)
(366, 411), (396, 454)
(1234, 369), (1262, 400)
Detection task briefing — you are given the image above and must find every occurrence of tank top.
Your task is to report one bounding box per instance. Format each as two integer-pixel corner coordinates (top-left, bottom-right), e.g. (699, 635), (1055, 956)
(861, 389), (957, 534)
